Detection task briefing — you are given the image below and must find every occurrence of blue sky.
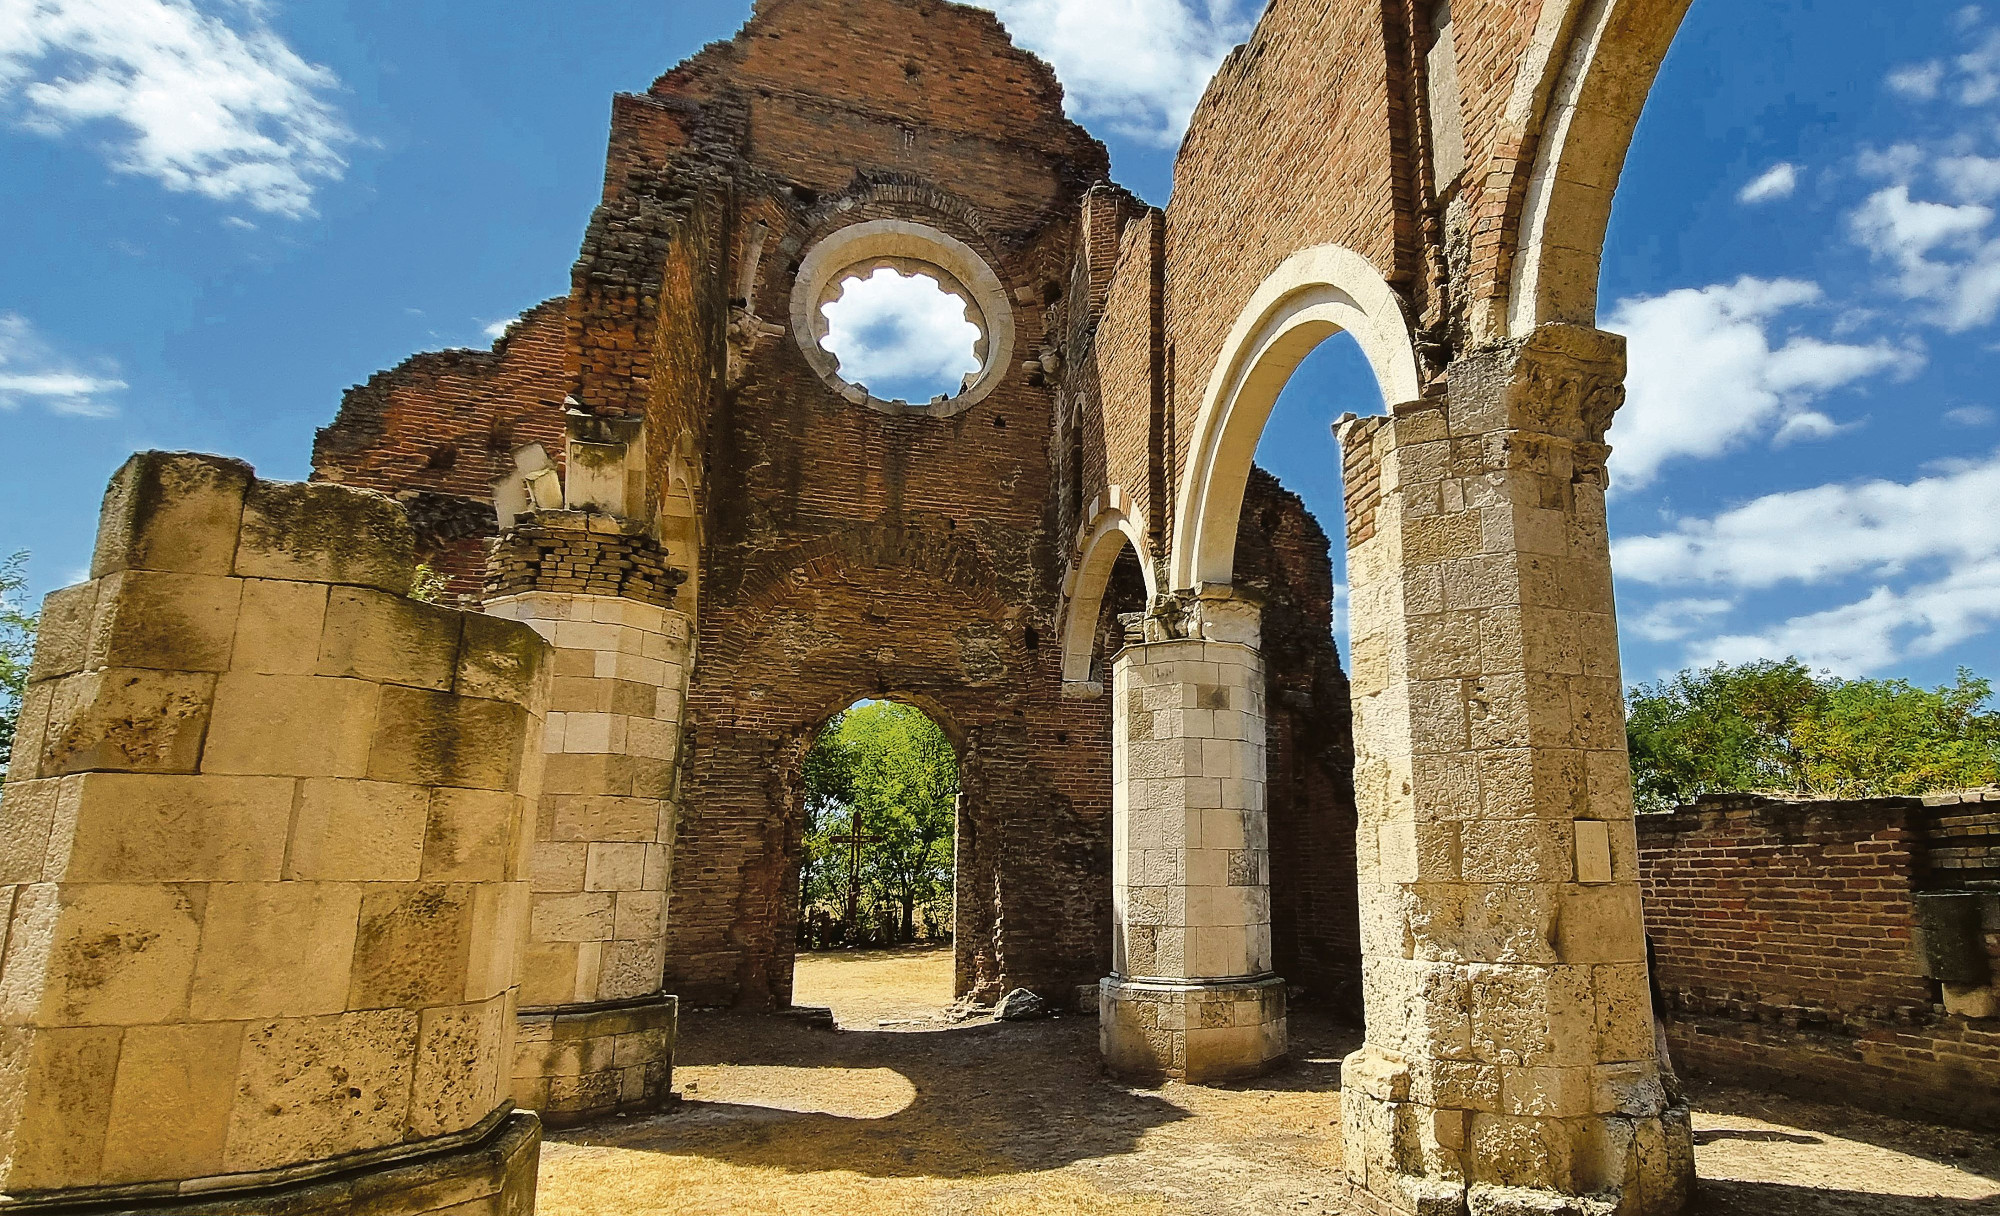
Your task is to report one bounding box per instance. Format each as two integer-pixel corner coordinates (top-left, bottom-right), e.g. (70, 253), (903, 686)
(1, 0), (1995, 690)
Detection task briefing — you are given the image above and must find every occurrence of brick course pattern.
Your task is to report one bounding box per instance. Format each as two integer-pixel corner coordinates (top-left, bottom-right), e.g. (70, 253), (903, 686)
(484, 514), (685, 609)
(1638, 791), (2000, 1128)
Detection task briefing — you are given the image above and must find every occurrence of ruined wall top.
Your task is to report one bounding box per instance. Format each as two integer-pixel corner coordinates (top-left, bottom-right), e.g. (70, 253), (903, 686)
(652, 0), (1111, 239)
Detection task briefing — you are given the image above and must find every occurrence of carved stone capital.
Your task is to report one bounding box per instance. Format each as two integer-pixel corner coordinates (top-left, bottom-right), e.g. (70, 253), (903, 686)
(1447, 322), (1627, 444)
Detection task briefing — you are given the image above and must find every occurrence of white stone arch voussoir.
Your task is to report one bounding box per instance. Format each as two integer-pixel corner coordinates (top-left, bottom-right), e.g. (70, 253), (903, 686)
(1057, 486), (1157, 691)
(1170, 244), (1421, 591)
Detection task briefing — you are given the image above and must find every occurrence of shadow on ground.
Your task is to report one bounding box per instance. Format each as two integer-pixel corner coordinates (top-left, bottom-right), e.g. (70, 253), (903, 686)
(534, 949), (2000, 1215)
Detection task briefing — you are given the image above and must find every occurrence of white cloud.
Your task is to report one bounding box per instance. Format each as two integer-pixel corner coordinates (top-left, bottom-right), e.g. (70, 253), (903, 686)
(483, 318), (515, 342)
(1945, 404), (1996, 425)
(1851, 184), (2000, 330)
(1939, 154), (2000, 201)
(1603, 278), (1916, 489)
(819, 269), (983, 402)
(1618, 452), (2000, 675)
(0, 313), (126, 417)
(0, 0), (355, 216)
(1688, 558), (2000, 676)
(978, 0), (1257, 146)
(1888, 61), (1945, 100)
(1630, 597), (1734, 644)
(1738, 162), (1798, 204)
(1612, 448), (2000, 590)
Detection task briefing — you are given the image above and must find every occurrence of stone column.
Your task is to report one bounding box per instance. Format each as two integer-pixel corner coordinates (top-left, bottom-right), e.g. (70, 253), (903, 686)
(0, 453), (546, 1215)
(485, 510), (691, 1127)
(1336, 326), (1693, 1215)
(1100, 593), (1286, 1082)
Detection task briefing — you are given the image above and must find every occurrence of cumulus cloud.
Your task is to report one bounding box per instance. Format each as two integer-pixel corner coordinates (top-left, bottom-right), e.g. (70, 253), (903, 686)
(1688, 558), (2000, 676)
(0, 0), (355, 216)
(1945, 404), (1997, 425)
(483, 318), (516, 342)
(978, 0), (1257, 145)
(0, 313), (126, 417)
(1616, 451), (2000, 675)
(1602, 278), (1916, 489)
(819, 269), (983, 403)
(1629, 597), (1735, 644)
(1738, 162), (1798, 204)
(1888, 61), (1945, 100)
(1613, 449), (2000, 590)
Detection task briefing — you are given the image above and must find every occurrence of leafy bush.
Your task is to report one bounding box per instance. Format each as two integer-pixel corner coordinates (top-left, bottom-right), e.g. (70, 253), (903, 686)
(0, 552), (38, 778)
(1627, 659), (2000, 811)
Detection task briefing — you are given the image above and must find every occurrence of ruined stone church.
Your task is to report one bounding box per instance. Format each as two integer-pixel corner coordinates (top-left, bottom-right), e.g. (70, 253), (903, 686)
(4, 0), (1994, 1214)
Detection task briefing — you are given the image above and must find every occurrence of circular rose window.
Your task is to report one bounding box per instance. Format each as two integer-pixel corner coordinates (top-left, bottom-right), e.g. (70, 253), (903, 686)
(790, 219), (1016, 418)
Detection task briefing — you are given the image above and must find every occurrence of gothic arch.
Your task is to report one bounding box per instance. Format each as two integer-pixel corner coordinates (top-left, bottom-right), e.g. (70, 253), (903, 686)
(1500, 0), (1695, 337)
(1056, 486), (1157, 688)
(1170, 244), (1420, 590)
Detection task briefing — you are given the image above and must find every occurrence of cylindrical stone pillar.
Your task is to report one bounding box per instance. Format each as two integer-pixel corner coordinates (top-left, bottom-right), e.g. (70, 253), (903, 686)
(1335, 326), (1693, 1215)
(0, 453), (545, 1215)
(1100, 632), (1286, 1082)
(484, 512), (691, 1127)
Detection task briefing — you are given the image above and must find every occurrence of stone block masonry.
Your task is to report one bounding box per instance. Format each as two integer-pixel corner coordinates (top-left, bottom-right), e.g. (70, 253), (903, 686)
(486, 585), (692, 1126)
(0, 452), (550, 1216)
(1334, 329), (1691, 1216)
(1638, 790), (2000, 1129)
(1102, 630), (1287, 1083)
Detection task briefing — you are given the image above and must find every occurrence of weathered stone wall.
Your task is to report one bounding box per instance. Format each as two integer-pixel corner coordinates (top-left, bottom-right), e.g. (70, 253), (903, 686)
(0, 453), (547, 1215)
(1638, 791), (2000, 1128)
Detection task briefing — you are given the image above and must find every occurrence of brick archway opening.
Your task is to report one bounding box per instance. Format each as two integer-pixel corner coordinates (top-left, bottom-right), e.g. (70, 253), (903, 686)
(791, 696), (967, 983)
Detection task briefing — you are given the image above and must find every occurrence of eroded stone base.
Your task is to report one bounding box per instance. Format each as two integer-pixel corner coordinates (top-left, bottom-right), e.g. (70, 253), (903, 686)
(1341, 1048), (1694, 1216)
(0, 1110), (539, 1216)
(1099, 975), (1286, 1083)
(514, 993), (677, 1127)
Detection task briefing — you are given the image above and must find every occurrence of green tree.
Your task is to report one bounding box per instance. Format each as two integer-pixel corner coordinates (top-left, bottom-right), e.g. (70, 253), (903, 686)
(1626, 659), (1822, 810)
(0, 552), (38, 778)
(1626, 658), (2000, 810)
(798, 701), (959, 944)
(1794, 671), (2000, 798)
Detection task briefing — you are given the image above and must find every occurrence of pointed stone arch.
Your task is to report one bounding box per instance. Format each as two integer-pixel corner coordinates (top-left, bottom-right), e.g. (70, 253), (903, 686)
(1170, 244), (1421, 591)
(1056, 486), (1157, 691)
(1501, 0), (1695, 337)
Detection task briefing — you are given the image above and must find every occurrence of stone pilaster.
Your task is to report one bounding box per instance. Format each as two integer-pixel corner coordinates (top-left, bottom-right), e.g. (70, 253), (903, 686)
(485, 512), (691, 1127)
(1336, 326), (1692, 1215)
(1100, 603), (1286, 1083)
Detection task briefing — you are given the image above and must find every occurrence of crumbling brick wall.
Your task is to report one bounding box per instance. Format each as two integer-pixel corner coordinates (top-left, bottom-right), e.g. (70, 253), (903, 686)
(649, 0), (1121, 1007)
(1638, 792), (2000, 1128)
(307, 0), (1373, 1016)
(312, 299), (571, 597)
(1234, 469), (1361, 1012)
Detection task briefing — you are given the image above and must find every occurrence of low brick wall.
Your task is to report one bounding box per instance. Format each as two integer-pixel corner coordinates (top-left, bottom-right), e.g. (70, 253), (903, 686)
(1637, 791), (2000, 1128)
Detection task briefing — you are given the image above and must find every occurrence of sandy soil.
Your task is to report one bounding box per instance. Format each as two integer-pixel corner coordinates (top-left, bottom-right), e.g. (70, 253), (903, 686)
(536, 946), (2000, 1215)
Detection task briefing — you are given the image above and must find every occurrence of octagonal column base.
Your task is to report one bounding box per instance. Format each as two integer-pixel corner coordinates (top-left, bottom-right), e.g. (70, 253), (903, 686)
(1099, 974), (1286, 1083)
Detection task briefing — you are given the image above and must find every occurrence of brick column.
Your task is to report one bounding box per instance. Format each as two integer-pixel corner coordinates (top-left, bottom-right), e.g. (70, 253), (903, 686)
(1336, 326), (1693, 1215)
(484, 511), (690, 1127)
(1100, 593), (1286, 1082)
(0, 453), (545, 1214)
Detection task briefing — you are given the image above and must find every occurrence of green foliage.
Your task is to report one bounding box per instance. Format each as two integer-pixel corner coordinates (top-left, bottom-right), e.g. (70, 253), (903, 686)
(799, 701), (959, 946)
(1794, 673), (2000, 798)
(409, 563), (451, 603)
(0, 552), (39, 777)
(1627, 659), (2000, 811)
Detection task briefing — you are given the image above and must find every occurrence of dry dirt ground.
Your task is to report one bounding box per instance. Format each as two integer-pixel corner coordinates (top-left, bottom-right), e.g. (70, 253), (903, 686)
(537, 946), (2000, 1215)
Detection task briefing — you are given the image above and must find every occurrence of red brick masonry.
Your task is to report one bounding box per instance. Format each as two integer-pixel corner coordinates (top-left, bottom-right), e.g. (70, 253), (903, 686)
(1637, 790), (2000, 1128)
